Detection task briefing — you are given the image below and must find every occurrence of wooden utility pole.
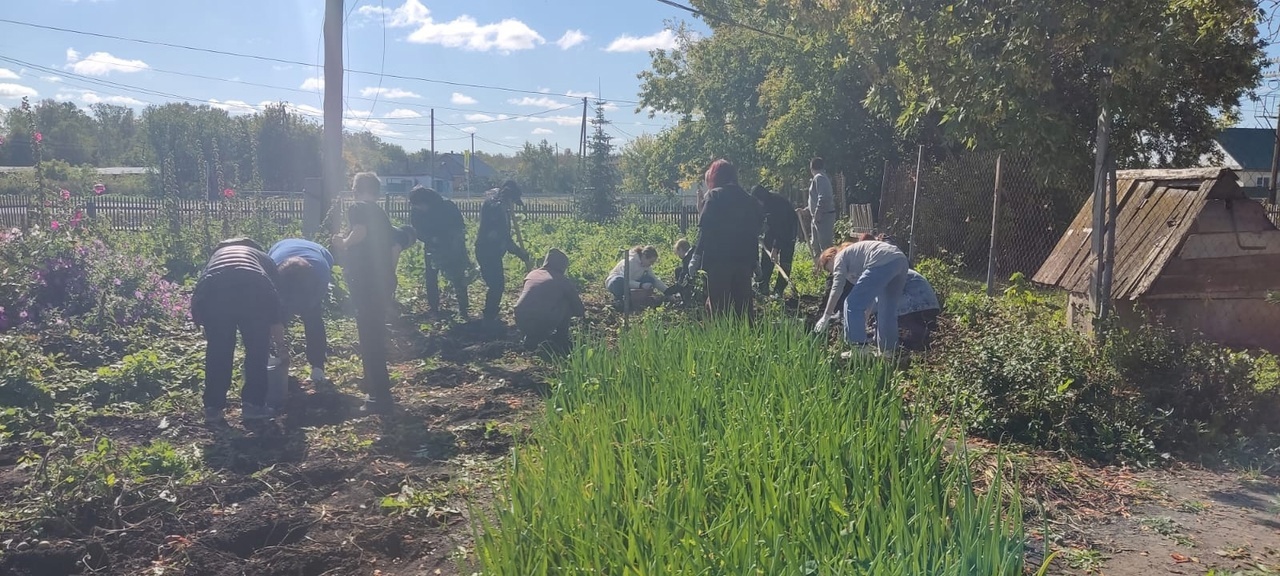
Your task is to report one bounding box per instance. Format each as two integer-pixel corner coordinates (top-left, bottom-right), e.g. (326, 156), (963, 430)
(1090, 75), (1114, 323)
(430, 109), (435, 191)
(321, 0), (343, 235)
(1270, 97), (1279, 204)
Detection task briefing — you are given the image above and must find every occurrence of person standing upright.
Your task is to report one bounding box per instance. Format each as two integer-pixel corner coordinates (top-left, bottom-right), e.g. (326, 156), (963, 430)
(807, 157), (836, 258)
(331, 172), (395, 414)
(409, 186), (471, 320)
(475, 180), (532, 327)
(688, 159), (763, 319)
(752, 184), (798, 296)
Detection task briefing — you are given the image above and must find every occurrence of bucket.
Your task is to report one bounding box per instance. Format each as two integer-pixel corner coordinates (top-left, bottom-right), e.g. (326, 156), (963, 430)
(266, 355), (289, 410)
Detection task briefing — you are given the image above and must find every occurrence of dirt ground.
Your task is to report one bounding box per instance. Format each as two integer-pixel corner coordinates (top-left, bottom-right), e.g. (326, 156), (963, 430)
(0, 298), (1277, 576)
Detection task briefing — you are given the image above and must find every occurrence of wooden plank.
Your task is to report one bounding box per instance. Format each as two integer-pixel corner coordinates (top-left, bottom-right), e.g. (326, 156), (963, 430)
(1115, 167), (1227, 182)
(1033, 189), (1100, 286)
(1177, 232), (1280, 259)
(1107, 184), (1192, 297)
(1122, 181), (1213, 299)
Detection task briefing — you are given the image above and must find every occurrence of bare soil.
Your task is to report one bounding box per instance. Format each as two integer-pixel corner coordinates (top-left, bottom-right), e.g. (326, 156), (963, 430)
(1, 296), (1276, 575)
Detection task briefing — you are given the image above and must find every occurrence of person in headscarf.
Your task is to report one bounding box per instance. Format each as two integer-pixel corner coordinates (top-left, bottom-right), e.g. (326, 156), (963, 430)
(513, 248), (584, 356)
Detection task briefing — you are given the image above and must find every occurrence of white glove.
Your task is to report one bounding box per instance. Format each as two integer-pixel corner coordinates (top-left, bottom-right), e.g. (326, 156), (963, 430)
(814, 315), (831, 334)
(640, 282), (653, 290)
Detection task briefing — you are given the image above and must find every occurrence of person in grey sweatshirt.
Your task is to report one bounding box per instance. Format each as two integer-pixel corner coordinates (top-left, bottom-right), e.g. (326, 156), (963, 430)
(807, 157), (836, 258)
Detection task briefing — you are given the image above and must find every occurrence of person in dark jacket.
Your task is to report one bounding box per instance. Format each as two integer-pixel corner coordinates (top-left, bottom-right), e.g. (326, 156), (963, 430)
(387, 224), (417, 319)
(268, 238), (333, 384)
(513, 248), (584, 356)
(688, 159), (764, 319)
(332, 172), (395, 414)
(409, 186), (471, 319)
(191, 237), (289, 426)
(475, 180), (532, 325)
(752, 184), (798, 296)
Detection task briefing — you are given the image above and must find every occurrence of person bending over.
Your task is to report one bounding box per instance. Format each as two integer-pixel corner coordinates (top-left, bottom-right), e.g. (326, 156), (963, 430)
(191, 237), (289, 426)
(814, 237), (908, 356)
(409, 186), (471, 319)
(475, 180), (531, 326)
(268, 238), (334, 385)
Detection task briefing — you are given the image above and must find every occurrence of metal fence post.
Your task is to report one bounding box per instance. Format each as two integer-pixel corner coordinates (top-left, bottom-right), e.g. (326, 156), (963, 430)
(621, 248), (631, 331)
(906, 145), (924, 264)
(986, 153), (1003, 296)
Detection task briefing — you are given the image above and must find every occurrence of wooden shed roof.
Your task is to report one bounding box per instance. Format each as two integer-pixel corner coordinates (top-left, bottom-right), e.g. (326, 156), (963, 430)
(1032, 168), (1242, 300)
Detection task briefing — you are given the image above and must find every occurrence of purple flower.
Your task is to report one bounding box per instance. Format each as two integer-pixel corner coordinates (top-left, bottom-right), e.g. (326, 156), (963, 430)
(18, 311), (27, 319)
(113, 278), (121, 286)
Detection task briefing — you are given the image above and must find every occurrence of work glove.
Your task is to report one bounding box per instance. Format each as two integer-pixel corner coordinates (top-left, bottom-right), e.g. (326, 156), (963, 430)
(687, 254), (703, 277)
(813, 315), (832, 334)
(640, 282), (653, 290)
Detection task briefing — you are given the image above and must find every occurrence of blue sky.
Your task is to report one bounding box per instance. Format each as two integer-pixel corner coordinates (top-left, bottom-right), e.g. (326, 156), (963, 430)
(0, 0), (1275, 154)
(0, 0), (708, 154)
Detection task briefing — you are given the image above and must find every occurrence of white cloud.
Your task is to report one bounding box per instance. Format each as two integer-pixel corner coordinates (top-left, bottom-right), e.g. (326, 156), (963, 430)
(383, 108), (422, 119)
(79, 92), (145, 106)
(518, 115), (582, 127)
(537, 87), (550, 93)
(532, 128), (554, 135)
(346, 117), (402, 138)
(65, 49), (149, 75)
(461, 126), (477, 133)
(365, 0), (544, 53)
(347, 110), (373, 118)
(556, 29), (588, 50)
(301, 77), (324, 91)
(0, 84), (38, 99)
(450, 92), (477, 105)
(360, 87), (421, 99)
(605, 30), (678, 53)
(565, 89), (594, 99)
(464, 113), (510, 122)
(0, 69), (18, 80)
(508, 96), (565, 109)
(42, 76), (62, 83)
(210, 99), (258, 115)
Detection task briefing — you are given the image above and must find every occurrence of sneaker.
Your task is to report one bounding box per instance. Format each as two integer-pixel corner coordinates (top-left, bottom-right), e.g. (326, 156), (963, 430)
(203, 406), (227, 426)
(241, 403), (276, 421)
(360, 396), (395, 415)
(310, 365), (327, 383)
(840, 345), (877, 360)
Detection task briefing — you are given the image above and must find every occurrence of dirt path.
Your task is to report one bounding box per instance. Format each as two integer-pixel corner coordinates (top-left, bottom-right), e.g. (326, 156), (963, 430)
(1, 300), (1276, 575)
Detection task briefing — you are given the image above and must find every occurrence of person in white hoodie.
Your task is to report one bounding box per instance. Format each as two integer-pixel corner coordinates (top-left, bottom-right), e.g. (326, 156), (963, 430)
(606, 245), (667, 309)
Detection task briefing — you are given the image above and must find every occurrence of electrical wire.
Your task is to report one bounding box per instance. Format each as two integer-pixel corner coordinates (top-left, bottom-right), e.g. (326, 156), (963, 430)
(650, 0), (794, 42)
(0, 17), (643, 105)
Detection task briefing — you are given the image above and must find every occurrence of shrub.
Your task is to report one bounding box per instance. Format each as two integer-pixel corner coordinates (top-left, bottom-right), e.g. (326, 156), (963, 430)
(917, 277), (1280, 463)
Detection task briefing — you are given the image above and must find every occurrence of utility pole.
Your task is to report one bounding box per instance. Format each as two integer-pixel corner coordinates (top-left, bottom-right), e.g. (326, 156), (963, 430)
(579, 97), (588, 193)
(1090, 74), (1114, 324)
(320, 0), (343, 235)
(1270, 97), (1279, 204)
(430, 109), (435, 191)
(468, 132), (474, 196)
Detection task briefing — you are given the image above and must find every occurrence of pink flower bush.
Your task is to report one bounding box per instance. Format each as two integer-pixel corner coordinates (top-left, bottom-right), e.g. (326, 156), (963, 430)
(222, 188), (235, 199)
(50, 220), (60, 231)
(33, 132), (42, 143)
(60, 189), (71, 200)
(93, 183), (105, 195)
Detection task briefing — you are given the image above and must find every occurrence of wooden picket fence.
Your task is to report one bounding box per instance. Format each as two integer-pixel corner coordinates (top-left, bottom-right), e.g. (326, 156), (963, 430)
(0, 195), (701, 232)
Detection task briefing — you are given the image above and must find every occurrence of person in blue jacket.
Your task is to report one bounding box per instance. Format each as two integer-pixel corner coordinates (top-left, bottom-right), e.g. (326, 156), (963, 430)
(268, 238), (334, 384)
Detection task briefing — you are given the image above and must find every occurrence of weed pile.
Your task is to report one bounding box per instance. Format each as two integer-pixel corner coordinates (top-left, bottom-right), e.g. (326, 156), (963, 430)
(477, 317), (1024, 574)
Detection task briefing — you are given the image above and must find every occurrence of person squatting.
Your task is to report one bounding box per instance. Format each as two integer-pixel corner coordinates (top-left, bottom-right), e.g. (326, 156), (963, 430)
(191, 163), (938, 426)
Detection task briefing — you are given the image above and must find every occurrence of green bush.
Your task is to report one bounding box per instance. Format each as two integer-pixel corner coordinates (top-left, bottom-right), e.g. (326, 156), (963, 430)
(916, 277), (1280, 463)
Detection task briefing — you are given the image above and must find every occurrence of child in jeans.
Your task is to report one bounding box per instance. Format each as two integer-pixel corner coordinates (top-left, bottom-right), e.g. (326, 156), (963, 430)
(331, 172), (396, 413)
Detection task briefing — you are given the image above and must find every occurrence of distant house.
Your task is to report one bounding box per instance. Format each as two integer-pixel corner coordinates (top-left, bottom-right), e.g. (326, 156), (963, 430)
(1208, 128), (1274, 198)
(377, 153), (497, 198)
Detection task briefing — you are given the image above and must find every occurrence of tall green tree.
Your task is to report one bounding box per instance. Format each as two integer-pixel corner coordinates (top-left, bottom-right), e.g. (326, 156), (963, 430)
(618, 133), (680, 195)
(256, 103), (321, 192)
(579, 100), (620, 222)
(517, 139), (577, 195)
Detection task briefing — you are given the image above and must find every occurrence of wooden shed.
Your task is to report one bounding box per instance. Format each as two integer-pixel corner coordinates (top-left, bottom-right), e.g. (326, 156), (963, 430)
(1033, 168), (1280, 353)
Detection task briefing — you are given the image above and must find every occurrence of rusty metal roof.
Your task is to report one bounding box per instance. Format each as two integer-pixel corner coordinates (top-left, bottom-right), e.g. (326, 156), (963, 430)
(1032, 168), (1242, 300)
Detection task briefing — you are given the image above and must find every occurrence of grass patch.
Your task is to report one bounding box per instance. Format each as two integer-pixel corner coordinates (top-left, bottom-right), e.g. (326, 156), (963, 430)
(476, 316), (1024, 574)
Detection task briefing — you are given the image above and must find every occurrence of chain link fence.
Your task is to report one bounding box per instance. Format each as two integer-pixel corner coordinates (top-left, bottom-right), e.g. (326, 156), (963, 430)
(876, 150), (1092, 283)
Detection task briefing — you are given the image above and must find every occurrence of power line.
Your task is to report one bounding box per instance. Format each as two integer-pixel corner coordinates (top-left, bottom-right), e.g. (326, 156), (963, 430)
(651, 0), (794, 42)
(0, 17), (644, 105)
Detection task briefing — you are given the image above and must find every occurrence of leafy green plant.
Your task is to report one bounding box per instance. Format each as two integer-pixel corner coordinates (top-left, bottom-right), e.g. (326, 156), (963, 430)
(476, 316), (1024, 574)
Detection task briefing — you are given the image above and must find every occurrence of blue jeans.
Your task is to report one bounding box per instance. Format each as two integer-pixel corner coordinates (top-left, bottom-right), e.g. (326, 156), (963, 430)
(843, 256), (909, 352)
(608, 271), (657, 301)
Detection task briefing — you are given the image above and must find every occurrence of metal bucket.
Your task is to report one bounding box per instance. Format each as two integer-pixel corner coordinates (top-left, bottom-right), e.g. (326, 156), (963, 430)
(266, 356), (289, 410)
